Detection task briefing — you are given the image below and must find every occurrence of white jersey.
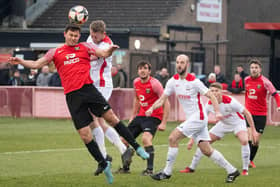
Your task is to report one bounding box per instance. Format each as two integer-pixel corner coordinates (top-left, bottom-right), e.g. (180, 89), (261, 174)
(87, 34), (113, 88)
(205, 95), (245, 125)
(164, 73), (208, 119)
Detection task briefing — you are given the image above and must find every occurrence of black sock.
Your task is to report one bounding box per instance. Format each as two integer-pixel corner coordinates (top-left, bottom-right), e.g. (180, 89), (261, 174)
(114, 121), (140, 150)
(248, 140), (252, 149)
(145, 146), (154, 170)
(85, 140), (107, 168)
(250, 144), (259, 161)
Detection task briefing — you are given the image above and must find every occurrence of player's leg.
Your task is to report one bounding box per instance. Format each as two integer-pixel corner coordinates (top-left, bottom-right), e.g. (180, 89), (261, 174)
(198, 140), (239, 183)
(89, 118), (107, 160)
(89, 85), (149, 160)
(151, 128), (185, 181)
(96, 87), (127, 155)
(141, 117), (161, 176)
(102, 109), (149, 159)
(116, 118), (142, 173)
(181, 132), (220, 173)
(236, 130), (250, 175)
(142, 132), (154, 175)
(249, 115), (266, 167)
(196, 124), (239, 183)
(66, 90), (113, 183)
(98, 117), (127, 155)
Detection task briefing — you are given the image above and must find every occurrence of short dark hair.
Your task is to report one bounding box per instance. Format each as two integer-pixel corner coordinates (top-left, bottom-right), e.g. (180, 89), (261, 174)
(64, 24), (81, 33)
(90, 20), (106, 33)
(249, 58), (262, 68)
(237, 64), (243, 68)
(137, 60), (152, 70)
(209, 82), (223, 90)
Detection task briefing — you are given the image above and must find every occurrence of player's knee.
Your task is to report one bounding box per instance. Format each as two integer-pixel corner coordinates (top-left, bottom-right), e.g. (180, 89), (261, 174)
(168, 134), (177, 144)
(78, 128), (92, 143)
(240, 139), (248, 145)
(103, 110), (119, 126)
(142, 133), (153, 146)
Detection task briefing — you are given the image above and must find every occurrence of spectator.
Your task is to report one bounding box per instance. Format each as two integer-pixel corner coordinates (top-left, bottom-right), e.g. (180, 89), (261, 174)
(205, 73), (216, 87)
(117, 64), (128, 87)
(236, 65), (249, 79)
(48, 69), (62, 87)
(214, 65), (227, 84)
(25, 68), (38, 86)
(111, 65), (125, 88)
(0, 63), (10, 85)
(155, 67), (169, 88)
(8, 69), (24, 86)
(36, 65), (52, 86)
(228, 73), (244, 94)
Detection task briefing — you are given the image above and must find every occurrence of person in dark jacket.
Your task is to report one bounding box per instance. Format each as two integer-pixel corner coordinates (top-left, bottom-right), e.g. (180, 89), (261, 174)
(8, 70), (24, 86)
(48, 70), (62, 87)
(228, 73), (244, 94)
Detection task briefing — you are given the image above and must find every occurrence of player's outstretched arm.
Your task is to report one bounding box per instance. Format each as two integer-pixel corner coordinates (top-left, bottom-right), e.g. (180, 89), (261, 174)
(95, 45), (119, 58)
(8, 56), (49, 69)
(146, 94), (168, 117)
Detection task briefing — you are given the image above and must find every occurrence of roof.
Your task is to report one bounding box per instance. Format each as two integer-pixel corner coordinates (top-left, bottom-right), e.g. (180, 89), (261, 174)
(244, 22), (280, 39)
(30, 0), (184, 35)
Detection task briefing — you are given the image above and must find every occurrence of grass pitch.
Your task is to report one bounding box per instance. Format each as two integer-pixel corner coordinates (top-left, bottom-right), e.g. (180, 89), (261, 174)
(0, 117), (280, 187)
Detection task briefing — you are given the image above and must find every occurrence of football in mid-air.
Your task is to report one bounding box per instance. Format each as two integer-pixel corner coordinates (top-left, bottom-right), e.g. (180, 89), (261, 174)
(68, 5), (88, 25)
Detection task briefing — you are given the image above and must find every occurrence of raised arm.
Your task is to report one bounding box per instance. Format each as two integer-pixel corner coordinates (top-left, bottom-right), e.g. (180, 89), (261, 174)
(94, 45), (119, 58)
(8, 56), (49, 69)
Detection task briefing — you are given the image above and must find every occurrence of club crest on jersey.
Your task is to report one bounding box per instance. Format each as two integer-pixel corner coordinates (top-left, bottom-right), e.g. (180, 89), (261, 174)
(257, 84), (261, 89)
(75, 46), (80, 50)
(146, 88), (150, 93)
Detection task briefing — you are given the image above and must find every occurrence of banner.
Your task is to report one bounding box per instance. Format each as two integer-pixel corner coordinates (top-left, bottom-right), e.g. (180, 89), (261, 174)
(197, 0), (222, 23)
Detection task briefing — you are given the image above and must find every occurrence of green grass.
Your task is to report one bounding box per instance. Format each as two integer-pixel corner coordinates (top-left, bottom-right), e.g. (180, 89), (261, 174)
(0, 117), (280, 187)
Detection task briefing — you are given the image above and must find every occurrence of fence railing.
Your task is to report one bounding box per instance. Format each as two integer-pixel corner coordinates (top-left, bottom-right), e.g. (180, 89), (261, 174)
(0, 86), (279, 125)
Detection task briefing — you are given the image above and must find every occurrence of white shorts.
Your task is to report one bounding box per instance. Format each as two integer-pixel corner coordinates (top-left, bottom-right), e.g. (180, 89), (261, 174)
(95, 86), (113, 101)
(176, 112), (210, 144)
(210, 119), (247, 138)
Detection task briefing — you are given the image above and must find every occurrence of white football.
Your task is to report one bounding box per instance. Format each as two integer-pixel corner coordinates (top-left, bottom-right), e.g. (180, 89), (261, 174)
(68, 5), (89, 25)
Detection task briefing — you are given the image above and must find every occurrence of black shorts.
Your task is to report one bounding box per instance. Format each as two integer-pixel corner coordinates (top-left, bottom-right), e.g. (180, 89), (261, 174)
(66, 84), (111, 130)
(246, 115), (267, 134)
(128, 116), (161, 138)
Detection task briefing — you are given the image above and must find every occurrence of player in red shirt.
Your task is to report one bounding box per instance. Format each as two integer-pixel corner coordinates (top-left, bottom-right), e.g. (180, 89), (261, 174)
(117, 60), (170, 175)
(8, 24), (149, 184)
(245, 58), (280, 168)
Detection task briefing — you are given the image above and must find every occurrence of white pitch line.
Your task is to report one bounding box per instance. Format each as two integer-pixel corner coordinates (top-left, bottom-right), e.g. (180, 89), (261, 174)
(0, 143), (279, 155)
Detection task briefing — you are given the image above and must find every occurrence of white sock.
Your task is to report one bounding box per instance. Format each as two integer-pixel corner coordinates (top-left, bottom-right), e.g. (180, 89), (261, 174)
(105, 127), (127, 154)
(163, 147), (178, 175)
(189, 148), (203, 170)
(209, 149), (236, 174)
(241, 144), (250, 170)
(92, 126), (107, 158)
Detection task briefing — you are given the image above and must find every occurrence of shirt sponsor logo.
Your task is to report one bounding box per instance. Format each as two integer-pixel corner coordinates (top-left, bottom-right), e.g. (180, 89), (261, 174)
(64, 53), (80, 65)
(178, 94), (191, 100)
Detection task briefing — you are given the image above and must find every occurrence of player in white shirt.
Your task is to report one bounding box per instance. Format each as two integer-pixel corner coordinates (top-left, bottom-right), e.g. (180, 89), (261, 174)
(180, 82), (258, 176)
(87, 20), (134, 175)
(146, 55), (240, 183)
